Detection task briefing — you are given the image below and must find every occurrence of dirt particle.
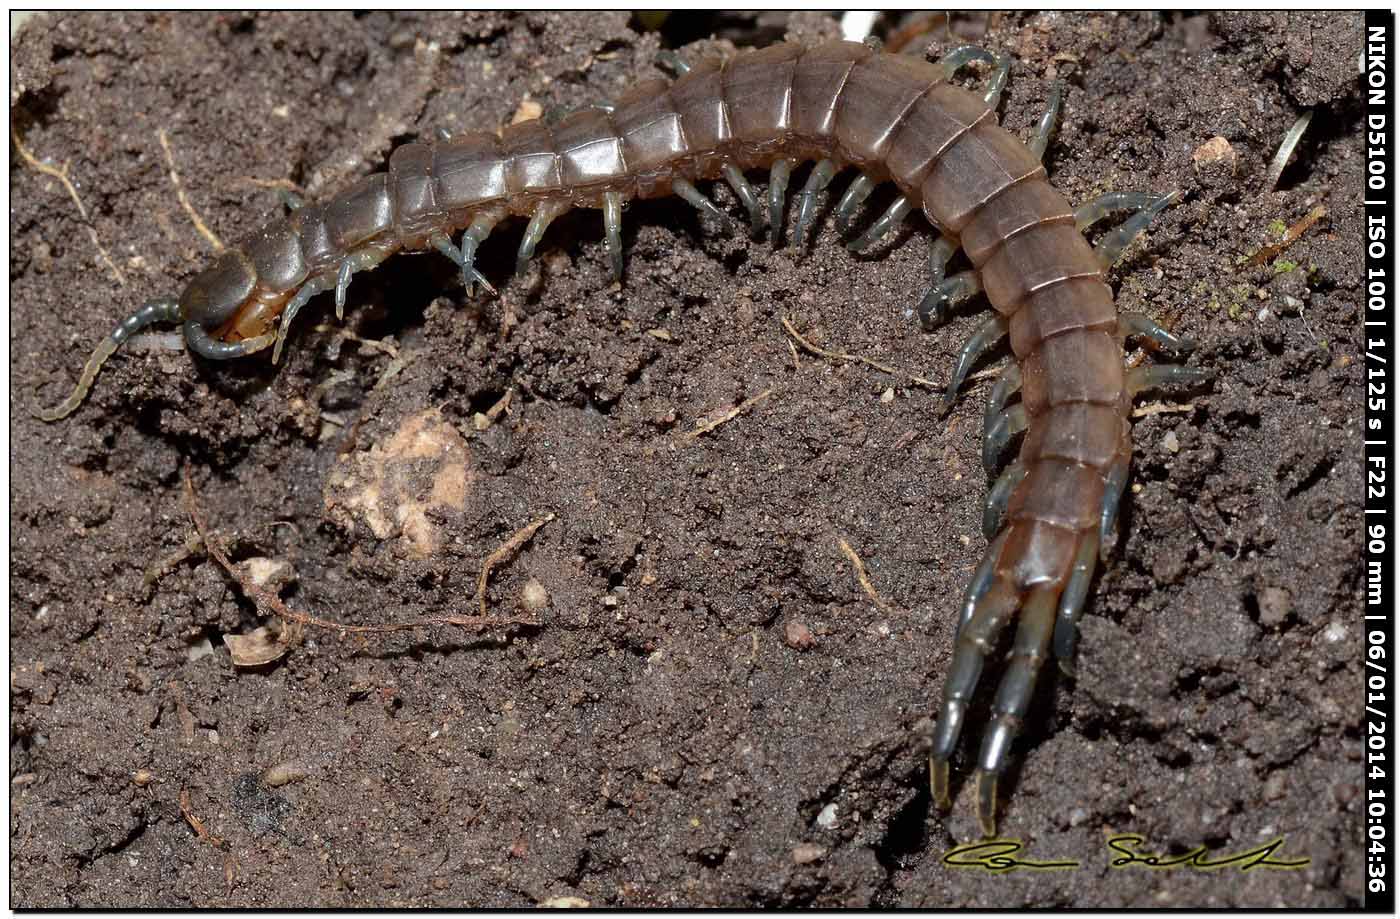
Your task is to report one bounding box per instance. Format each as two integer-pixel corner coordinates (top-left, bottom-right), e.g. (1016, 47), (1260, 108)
(1258, 586), (1293, 627)
(262, 761), (311, 787)
(519, 578), (550, 614)
(792, 843), (826, 865)
(132, 769), (154, 787)
(783, 619), (815, 650)
(1192, 135), (1237, 181)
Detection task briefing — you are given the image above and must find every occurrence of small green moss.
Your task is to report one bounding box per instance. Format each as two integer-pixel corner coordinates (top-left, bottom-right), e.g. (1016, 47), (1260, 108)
(1227, 302), (1244, 320)
(1272, 259), (1299, 275)
(1267, 218), (1288, 236)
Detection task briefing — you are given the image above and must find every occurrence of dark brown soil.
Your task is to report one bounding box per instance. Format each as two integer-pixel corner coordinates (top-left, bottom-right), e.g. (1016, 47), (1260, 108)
(10, 11), (1364, 908)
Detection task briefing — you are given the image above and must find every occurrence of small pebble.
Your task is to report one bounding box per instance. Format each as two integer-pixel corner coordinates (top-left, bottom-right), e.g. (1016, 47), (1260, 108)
(784, 620), (815, 650)
(816, 803), (838, 829)
(262, 761), (310, 787)
(1163, 431), (1179, 454)
(132, 769), (154, 787)
(1258, 586), (1292, 626)
(880, 387), (895, 404)
(792, 843), (826, 865)
(520, 578), (550, 614)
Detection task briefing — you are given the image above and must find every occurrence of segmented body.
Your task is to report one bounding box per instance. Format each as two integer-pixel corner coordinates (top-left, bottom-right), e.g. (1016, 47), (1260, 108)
(37, 39), (1192, 836)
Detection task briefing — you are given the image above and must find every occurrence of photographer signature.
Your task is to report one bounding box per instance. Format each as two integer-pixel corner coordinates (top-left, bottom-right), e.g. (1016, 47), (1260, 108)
(942, 835), (1310, 875)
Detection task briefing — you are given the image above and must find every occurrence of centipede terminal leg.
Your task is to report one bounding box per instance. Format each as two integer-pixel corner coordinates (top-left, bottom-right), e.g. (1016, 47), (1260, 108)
(974, 585), (1056, 837)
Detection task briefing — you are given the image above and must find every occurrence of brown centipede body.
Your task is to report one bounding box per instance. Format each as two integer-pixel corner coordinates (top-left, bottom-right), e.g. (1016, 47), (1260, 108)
(32, 34), (1209, 837)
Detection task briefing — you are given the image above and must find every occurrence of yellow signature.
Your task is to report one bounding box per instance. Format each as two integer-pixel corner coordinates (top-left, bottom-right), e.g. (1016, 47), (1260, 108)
(942, 835), (1310, 875)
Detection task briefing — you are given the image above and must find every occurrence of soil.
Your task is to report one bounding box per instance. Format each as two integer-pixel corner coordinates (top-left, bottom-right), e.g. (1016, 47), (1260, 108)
(9, 11), (1365, 908)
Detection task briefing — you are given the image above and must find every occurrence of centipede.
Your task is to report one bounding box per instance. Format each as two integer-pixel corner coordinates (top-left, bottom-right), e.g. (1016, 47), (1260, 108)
(31, 36), (1209, 837)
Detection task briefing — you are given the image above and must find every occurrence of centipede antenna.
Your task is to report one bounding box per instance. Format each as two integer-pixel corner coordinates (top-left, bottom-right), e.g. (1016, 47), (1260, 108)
(603, 190), (625, 282)
(33, 297), (182, 421)
(722, 163), (764, 237)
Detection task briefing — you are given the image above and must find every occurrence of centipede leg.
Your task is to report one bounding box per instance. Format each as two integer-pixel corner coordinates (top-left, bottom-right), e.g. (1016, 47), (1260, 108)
(184, 321), (275, 361)
(974, 585), (1056, 837)
(333, 259), (353, 321)
(655, 50), (691, 76)
(1125, 362), (1213, 396)
(768, 158), (794, 245)
(941, 311), (1006, 409)
(33, 297), (183, 421)
(982, 404), (1027, 475)
(672, 177), (733, 230)
(847, 194), (911, 253)
(272, 278), (328, 365)
(1119, 311), (1196, 353)
(1098, 452), (1130, 561)
(460, 214), (497, 297)
(930, 579), (1019, 810)
(1074, 191), (1159, 232)
(984, 362), (1022, 437)
(722, 163), (764, 237)
(517, 200), (567, 277)
(1053, 530), (1101, 677)
(913, 236), (960, 328)
(930, 44), (995, 81)
(430, 233), (496, 297)
(277, 189), (306, 212)
(983, 460), (1026, 540)
(1028, 82), (1063, 161)
(981, 52), (1012, 108)
(603, 191), (625, 282)
(1093, 192), (1178, 269)
(833, 173), (875, 236)
(792, 159), (837, 251)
